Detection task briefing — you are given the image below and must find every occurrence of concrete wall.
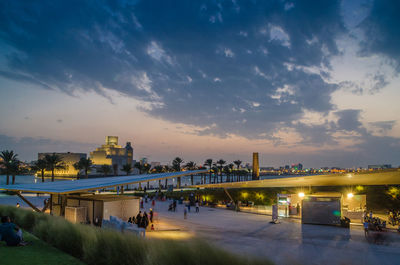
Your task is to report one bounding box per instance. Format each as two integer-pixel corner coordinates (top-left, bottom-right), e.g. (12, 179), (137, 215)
(103, 199), (140, 221)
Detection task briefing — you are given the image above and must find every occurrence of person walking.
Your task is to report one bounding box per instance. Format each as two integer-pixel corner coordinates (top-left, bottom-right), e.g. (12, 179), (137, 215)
(187, 203), (191, 212)
(138, 212), (148, 237)
(173, 200), (177, 212)
(363, 220), (369, 237)
(195, 201), (199, 213)
(184, 207), (187, 219)
(152, 199), (155, 208)
(149, 208), (154, 223)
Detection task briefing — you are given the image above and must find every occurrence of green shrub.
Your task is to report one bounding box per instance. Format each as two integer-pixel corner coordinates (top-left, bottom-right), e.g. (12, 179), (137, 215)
(0, 206), (273, 265)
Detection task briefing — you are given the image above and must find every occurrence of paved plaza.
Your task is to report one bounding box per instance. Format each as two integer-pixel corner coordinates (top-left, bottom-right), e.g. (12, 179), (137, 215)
(147, 200), (400, 265)
(2, 194), (400, 265)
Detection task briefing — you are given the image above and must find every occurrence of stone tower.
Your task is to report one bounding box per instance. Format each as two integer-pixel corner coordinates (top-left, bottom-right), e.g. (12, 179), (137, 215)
(252, 152), (260, 180)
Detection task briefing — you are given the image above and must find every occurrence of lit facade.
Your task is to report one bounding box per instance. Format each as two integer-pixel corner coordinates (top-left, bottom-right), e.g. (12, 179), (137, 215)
(38, 152), (87, 177)
(90, 136), (134, 175)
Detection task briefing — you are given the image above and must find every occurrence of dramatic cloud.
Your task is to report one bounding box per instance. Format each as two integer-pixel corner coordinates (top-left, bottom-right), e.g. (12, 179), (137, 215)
(0, 0), (399, 167)
(0, 0), (345, 140)
(358, 0), (400, 72)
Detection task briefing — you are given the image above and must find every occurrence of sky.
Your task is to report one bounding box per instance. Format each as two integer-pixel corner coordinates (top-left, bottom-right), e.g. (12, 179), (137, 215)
(0, 0), (399, 168)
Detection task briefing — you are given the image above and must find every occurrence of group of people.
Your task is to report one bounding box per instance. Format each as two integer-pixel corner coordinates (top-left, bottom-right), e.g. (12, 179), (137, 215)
(0, 216), (27, 246)
(388, 209), (400, 226)
(129, 210), (154, 227)
(363, 211), (387, 234)
(168, 199), (200, 220)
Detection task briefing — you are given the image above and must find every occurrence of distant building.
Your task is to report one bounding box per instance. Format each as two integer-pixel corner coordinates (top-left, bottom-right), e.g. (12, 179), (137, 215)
(260, 167), (275, 171)
(368, 164), (392, 170)
(291, 163), (303, 171)
(90, 136), (134, 175)
(38, 152), (86, 177)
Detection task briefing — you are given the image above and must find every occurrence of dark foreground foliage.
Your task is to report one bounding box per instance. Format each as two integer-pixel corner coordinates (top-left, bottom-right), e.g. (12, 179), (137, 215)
(0, 205), (273, 265)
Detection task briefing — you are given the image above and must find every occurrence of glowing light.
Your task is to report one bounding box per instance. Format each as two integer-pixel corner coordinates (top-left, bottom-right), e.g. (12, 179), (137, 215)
(298, 192), (305, 198)
(347, 193), (354, 198)
(347, 174), (352, 178)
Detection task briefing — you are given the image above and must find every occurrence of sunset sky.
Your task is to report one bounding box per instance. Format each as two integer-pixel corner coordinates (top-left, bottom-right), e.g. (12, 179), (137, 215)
(0, 0), (399, 168)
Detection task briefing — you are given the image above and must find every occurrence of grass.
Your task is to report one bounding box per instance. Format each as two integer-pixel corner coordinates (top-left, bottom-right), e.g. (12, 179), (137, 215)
(0, 231), (84, 265)
(0, 206), (273, 265)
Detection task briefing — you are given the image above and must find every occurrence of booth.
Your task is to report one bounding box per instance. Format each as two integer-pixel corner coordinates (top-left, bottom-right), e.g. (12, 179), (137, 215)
(61, 194), (140, 224)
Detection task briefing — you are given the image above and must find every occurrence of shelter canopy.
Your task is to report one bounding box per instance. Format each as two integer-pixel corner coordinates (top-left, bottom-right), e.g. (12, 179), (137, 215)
(0, 170), (207, 194)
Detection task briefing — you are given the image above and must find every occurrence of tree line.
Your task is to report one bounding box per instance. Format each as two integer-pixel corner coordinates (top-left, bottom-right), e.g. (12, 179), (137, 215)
(1, 150), (250, 185)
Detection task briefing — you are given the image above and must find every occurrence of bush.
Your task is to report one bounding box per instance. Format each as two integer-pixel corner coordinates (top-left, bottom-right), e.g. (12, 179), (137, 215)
(0, 206), (272, 265)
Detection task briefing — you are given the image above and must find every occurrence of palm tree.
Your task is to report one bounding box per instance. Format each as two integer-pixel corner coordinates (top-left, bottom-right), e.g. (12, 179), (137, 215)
(211, 165), (219, 184)
(172, 157), (183, 171)
(216, 159), (226, 183)
(172, 157), (183, 188)
(10, 159), (20, 185)
(0, 150), (18, 185)
(73, 157), (93, 179)
(204, 159), (213, 184)
(97, 164), (112, 177)
(44, 153), (66, 182)
(185, 161), (197, 185)
(228, 163), (234, 182)
(233, 160), (242, 181)
(223, 165), (231, 182)
(32, 159), (47, 182)
(121, 163), (132, 175)
(134, 162), (143, 174)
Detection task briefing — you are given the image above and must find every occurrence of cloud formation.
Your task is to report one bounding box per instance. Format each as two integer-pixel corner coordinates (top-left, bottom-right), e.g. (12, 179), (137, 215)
(0, 0), (399, 166)
(0, 0), (345, 139)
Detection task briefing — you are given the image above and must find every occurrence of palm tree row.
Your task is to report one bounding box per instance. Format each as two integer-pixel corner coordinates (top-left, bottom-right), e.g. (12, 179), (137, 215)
(146, 157), (250, 185)
(202, 158), (251, 184)
(31, 153), (67, 182)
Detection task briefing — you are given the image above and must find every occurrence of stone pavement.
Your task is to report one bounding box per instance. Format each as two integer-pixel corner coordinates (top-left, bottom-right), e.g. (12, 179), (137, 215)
(145, 200), (400, 265)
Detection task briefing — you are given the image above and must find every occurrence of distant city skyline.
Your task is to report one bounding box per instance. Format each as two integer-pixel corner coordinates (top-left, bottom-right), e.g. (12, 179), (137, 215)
(0, 0), (399, 168)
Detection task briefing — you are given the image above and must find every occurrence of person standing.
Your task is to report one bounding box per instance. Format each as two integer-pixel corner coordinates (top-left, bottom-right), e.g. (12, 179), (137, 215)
(149, 209), (154, 223)
(173, 200), (177, 212)
(136, 211), (142, 225)
(195, 201), (199, 213)
(184, 207), (187, 219)
(363, 220), (369, 237)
